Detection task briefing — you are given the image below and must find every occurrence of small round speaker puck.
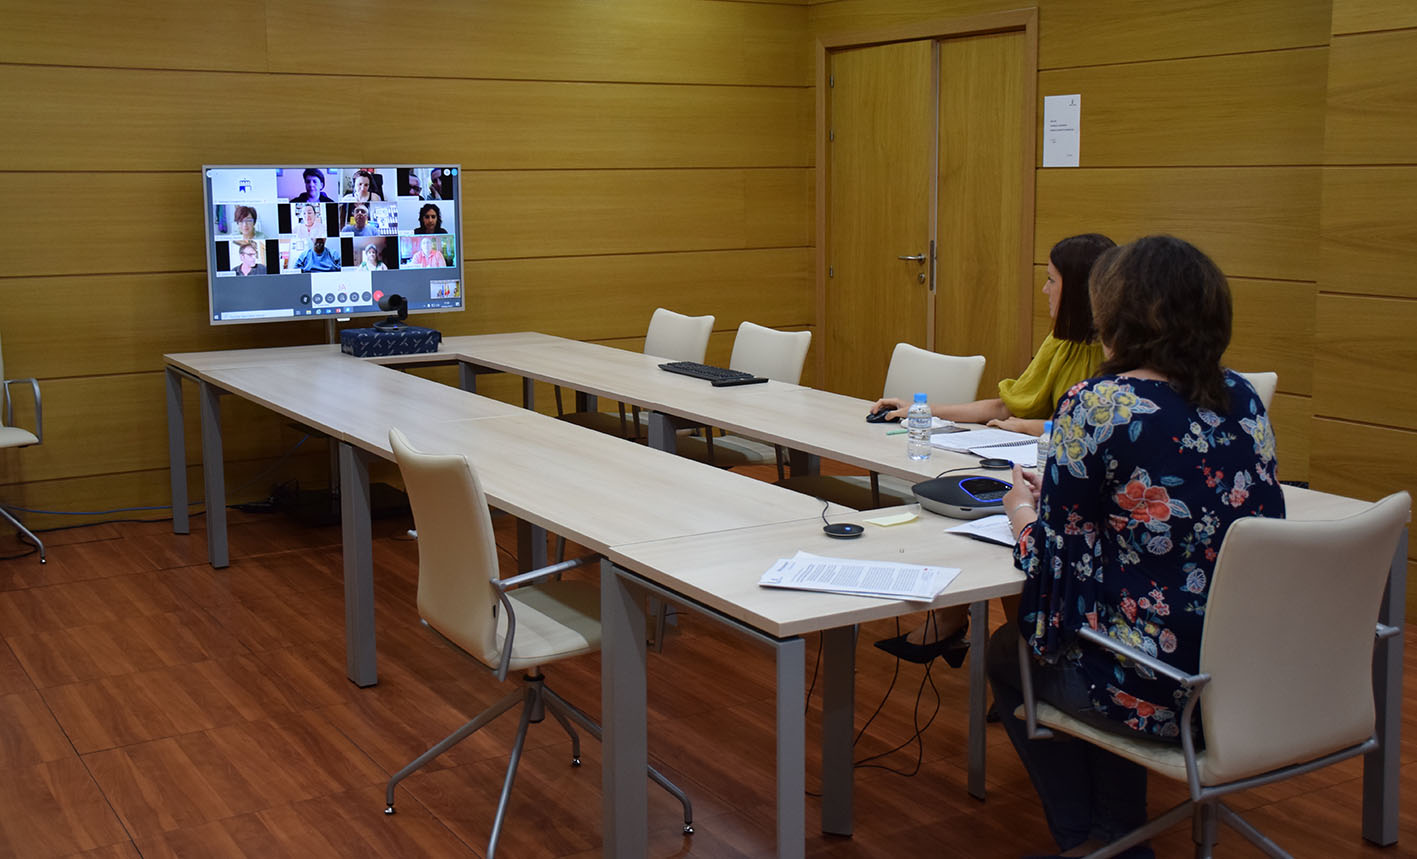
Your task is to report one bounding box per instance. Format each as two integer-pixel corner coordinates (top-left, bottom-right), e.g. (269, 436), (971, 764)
(977, 457), (1014, 470)
(822, 522), (865, 539)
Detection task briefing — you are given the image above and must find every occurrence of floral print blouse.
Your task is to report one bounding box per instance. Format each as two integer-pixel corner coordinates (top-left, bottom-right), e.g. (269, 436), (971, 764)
(1014, 371), (1285, 739)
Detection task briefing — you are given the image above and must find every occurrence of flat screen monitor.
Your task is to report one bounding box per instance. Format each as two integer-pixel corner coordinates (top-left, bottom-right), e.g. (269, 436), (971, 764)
(201, 165), (464, 325)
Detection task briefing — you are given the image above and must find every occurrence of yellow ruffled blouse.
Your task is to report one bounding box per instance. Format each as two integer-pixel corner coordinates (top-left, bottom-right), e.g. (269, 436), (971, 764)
(997, 334), (1106, 420)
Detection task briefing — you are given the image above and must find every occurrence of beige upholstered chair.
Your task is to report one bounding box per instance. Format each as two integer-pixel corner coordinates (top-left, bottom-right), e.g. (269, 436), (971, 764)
(779, 344), (986, 509)
(1236, 370), (1278, 411)
(383, 429), (692, 856)
(555, 308), (714, 440)
(1018, 491), (1410, 858)
(0, 333), (44, 563)
(675, 321), (811, 478)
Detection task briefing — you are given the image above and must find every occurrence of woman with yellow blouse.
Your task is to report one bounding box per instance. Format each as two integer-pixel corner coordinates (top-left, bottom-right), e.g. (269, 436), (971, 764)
(873, 233), (1115, 665)
(871, 233), (1115, 437)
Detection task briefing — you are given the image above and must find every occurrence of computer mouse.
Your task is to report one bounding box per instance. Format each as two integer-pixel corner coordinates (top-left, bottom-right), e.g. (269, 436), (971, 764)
(865, 408), (899, 424)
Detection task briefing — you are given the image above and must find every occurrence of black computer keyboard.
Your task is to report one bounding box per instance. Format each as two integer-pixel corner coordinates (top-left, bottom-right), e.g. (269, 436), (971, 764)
(658, 361), (769, 387)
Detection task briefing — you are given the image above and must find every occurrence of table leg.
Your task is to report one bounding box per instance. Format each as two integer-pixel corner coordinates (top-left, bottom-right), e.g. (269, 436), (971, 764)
(517, 521), (548, 572)
(602, 561), (649, 858)
(522, 377), (535, 410)
(820, 626), (855, 836)
(198, 381), (228, 568)
(968, 599), (989, 799)
(1363, 529), (1406, 845)
(787, 449), (820, 477)
(458, 362), (477, 393)
(647, 411), (677, 454)
(166, 368), (189, 535)
(339, 442), (378, 687)
(576, 391), (598, 412)
(776, 635), (807, 859)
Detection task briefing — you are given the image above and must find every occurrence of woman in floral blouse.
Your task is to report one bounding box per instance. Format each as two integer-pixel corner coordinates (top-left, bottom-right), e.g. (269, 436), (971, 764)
(987, 235), (1285, 859)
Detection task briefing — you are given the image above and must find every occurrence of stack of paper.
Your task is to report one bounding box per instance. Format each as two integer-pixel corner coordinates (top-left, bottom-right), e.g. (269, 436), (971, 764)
(758, 551), (960, 602)
(931, 427), (1039, 467)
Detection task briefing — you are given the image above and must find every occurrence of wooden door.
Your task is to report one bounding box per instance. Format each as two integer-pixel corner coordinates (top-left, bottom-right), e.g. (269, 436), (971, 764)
(825, 40), (935, 399)
(935, 30), (1031, 392)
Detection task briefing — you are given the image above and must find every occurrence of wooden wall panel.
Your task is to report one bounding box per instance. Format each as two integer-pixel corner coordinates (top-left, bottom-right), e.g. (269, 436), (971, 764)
(1324, 30), (1417, 165)
(0, 2), (268, 72)
(1225, 278), (1315, 396)
(1035, 168), (1319, 282)
(1310, 418), (1417, 549)
(357, 81), (812, 170)
(1331, 0), (1417, 34)
(1036, 49), (1326, 167)
(1268, 393), (1312, 484)
(1313, 294), (1417, 430)
(464, 249), (813, 342)
(1036, 0), (1330, 69)
(1319, 168), (1417, 300)
(464, 169), (812, 259)
(0, 69), (810, 172)
(265, 0), (808, 87)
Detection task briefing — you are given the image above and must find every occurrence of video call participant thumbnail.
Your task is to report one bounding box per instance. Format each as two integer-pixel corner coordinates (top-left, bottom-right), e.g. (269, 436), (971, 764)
(232, 241), (266, 276)
(293, 202), (327, 240)
(408, 236), (447, 268)
(423, 167), (454, 201)
(229, 205), (266, 242)
(341, 203), (378, 236)
(290, 168), (334, 202)
(296, 238), (340, 272)
(342, 169), (384, 203)
(358, 241), (389, 271)
(413, 203), (447, 234)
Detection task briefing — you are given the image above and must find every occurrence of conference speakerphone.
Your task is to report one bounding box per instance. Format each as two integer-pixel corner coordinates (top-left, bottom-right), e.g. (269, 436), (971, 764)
(913, 475), (1012, 519)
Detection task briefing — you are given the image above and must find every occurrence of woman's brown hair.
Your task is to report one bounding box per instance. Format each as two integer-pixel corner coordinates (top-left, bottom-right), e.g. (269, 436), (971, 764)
(1090, 235), (1232, 412)
(1050, 233), (1115, 343)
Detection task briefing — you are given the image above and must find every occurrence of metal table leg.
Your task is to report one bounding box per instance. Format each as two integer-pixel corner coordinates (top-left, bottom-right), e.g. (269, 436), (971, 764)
(967, 599), (989, 799)
(776, 636), (807, 859)
(198, 380), (228, 568)
(647, 411), (677, 453)
(1363, 530), (1407, 845)
(339, 442), (378, 687)
(517, 521), (549, 572)
(166, 367), (189, 535)
(602, 560), (649, 858)
(820, 625), (855, 836)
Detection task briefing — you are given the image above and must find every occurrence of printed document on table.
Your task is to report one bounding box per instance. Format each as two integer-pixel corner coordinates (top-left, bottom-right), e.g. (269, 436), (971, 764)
(931, 427), (1036, 452)
(946, 515), (1016, 546)
(758, 551), (960, 602)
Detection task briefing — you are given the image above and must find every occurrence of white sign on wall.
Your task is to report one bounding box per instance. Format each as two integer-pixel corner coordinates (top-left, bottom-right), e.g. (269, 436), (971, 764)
(1043, 94), (1081, 168)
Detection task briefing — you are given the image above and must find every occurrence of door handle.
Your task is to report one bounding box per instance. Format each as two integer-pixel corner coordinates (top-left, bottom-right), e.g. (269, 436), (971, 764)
(898, 253), (926, 262)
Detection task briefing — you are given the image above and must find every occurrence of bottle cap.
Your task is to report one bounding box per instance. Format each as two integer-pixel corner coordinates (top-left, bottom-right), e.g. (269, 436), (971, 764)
(1043, 420), (1053, 431)
(913, 392), (927, 403)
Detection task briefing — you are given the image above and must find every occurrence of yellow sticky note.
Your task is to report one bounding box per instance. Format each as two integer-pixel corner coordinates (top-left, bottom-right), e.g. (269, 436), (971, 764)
(864, 511), (917, 527)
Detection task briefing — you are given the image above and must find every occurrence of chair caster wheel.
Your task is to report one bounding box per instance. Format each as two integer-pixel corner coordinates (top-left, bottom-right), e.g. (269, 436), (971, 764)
(384, 806), (396, 815)
(683, 824), (694, 835)
(571, 756), (582, 767)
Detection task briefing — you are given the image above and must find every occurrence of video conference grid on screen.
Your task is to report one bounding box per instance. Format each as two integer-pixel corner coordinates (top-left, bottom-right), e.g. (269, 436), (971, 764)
(203, 166), (463, 325)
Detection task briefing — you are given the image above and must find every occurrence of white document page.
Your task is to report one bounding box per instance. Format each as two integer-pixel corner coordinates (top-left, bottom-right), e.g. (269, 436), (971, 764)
(758, 551), (960, 602)
(931, 427), (1037, 452)
(1043, 94), (1081, 167)
(946, 515), (1016, 547)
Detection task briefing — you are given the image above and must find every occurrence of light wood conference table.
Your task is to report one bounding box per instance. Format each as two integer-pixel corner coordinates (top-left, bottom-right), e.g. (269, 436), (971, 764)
(164, 338), (1405, 854)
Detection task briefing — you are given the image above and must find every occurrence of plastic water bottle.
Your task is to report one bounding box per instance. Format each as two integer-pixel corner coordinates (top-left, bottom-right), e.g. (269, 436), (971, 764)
(1036, 420), (1054, 471)
(906, 393), (932, 461)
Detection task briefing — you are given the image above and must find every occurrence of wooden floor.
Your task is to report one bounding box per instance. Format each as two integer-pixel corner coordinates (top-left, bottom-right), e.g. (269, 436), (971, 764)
(1, 470), (1414, 857)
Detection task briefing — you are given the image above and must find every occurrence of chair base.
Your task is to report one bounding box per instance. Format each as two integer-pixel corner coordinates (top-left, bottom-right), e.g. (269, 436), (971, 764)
(1081, 799), (1291, 859)
(384, 671), (692, 857)
(1, 505), (45, 563)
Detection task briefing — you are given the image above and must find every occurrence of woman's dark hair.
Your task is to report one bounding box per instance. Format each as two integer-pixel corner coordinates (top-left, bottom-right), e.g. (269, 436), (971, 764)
(418, 203), (442, 232)
(1050, 233), (1115, 342)
(1090, 235), (1233, 412)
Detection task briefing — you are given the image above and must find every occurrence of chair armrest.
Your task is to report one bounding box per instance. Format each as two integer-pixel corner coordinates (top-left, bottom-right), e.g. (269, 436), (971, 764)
(1376, 622), (1401, 640)
(491, 554), (597, 593)
(491, 554), (598, 681)
(1017, 634), (1054, 740)
(1075, 626), (1210, 690)
(2, 377), (42, 442)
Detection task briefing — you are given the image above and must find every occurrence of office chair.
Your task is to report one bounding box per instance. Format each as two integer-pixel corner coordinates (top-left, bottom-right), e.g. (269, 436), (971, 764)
(674, 321), (811, 478)
(554, 307), (714, 440)
(778, 344), (986, 508)
(1236, 370), (1278, 411)
(1, 333), (44, 563)
(383, 429), (692, 857)
(1017, 491), (1410, 858)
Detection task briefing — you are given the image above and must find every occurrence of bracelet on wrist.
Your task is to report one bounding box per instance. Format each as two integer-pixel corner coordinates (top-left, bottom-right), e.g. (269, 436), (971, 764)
(1009, 502), (1036, 517)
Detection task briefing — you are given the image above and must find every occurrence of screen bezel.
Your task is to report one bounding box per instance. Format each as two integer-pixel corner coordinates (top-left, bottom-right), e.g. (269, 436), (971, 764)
(201, 164), (464, 327)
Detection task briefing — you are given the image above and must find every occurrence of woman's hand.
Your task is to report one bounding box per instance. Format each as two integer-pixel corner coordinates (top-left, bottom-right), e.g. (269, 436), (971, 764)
(1003, 464), (1041, 539)
(871, 396), (906, 420)
(986, 416), (1045, 436)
